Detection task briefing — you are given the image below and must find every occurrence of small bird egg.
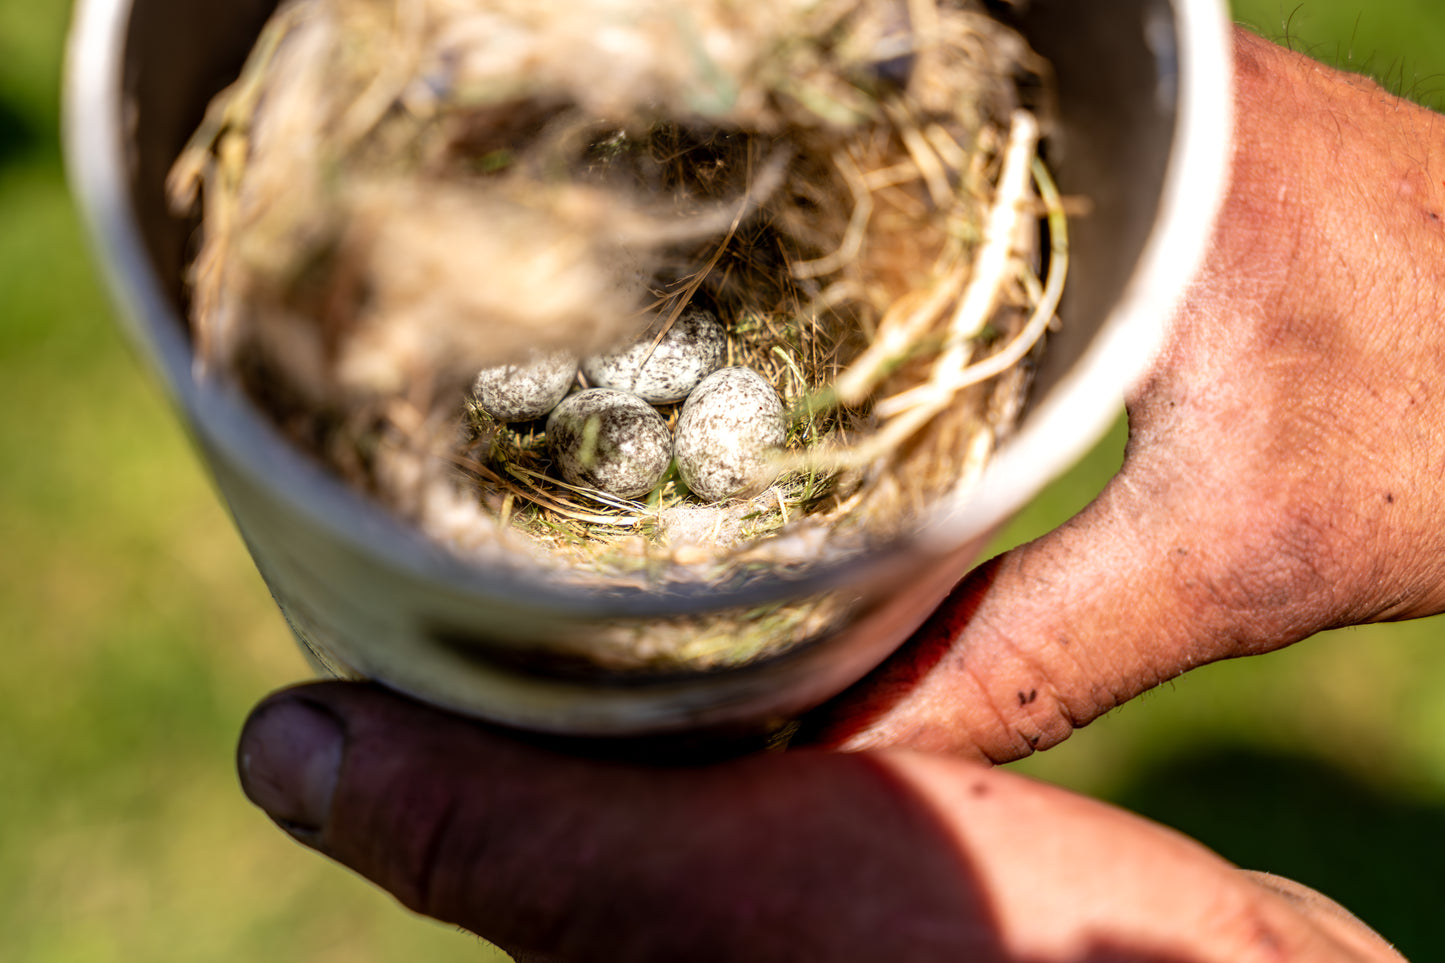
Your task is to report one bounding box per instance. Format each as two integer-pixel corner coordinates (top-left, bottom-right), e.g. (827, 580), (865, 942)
(674, 367), (786, 503)
(474, 350), (579, 422)
(582, 307), (728, 404)
(546, 389), (673, 499)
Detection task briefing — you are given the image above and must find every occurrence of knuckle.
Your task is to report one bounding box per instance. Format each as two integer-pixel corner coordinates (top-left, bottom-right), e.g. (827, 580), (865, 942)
(331, 739), (497, 928)
(957, 617), (1091, 763)
(358, 769), (469, 918)
(1198, 885), (1299, 963)
(947, 543), (1155, 763)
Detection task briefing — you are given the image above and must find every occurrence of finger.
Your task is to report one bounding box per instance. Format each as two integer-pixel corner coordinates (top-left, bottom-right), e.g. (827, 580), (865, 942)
(238, 682), (1384, 962)
(801, 439), (1342, 759)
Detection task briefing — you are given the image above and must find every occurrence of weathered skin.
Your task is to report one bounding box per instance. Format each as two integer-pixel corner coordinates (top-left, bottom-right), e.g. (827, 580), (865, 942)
(808, 29), (1445, 762)
(236, 31), (1431, 963)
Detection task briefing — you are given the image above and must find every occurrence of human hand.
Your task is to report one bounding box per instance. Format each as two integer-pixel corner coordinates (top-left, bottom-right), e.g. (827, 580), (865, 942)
(234, 29), (1434, 962)
(809, 27), (1445, 759)
(238, 681), (1402, 961)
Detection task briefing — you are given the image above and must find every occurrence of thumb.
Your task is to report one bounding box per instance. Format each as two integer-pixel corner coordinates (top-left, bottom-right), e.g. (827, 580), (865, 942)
(236, 682), (1395, 963)
(236, 681), (1021, 961)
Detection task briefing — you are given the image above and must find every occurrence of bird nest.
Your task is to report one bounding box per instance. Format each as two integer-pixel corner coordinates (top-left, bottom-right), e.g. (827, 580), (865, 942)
(168, 0), (1065, 664)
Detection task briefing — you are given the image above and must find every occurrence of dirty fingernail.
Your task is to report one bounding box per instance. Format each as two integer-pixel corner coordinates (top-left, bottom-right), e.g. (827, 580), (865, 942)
(238, 698), (345, 840)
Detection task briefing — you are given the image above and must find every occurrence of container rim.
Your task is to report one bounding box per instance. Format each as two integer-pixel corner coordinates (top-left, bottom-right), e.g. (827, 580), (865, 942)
(927, 0), (1234, 552)
(63, 0), (1235, 618)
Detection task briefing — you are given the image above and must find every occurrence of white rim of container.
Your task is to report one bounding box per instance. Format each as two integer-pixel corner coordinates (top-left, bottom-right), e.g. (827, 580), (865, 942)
(64, 0), (1235, 615)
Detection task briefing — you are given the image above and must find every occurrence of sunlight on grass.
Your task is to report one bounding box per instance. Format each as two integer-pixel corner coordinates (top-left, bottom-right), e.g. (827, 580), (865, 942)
(1234, 0), (1445, 108)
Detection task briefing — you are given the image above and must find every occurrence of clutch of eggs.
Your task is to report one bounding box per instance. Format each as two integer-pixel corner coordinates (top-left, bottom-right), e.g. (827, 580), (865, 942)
(546, 389), (673, 499)
(474, 312), (787, 505)
(582, 307), (727, 403)
(473, 349), (579, 423)
(674, 367), (785, 502)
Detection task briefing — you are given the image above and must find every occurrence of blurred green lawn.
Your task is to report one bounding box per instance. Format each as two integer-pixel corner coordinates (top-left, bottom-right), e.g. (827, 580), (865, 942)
(2, 1), (1443, 960)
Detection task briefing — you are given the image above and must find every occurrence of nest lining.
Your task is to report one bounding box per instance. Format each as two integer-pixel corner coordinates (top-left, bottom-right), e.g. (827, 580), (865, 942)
(168, 0), (1066, 614)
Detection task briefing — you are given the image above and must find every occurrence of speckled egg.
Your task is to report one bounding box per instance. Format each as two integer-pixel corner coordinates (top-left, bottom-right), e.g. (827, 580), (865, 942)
(473, 349), (578, 423)
(674, 367), (786, 503)
(582, 307), (728, 404)
(546, 389), (673, 499)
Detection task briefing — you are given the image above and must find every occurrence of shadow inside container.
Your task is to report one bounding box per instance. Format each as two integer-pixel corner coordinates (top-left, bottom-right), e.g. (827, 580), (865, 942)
(1110, 744), (1445, 961)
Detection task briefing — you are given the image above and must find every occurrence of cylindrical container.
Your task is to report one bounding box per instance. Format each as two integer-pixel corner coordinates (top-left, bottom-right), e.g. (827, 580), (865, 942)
(64, 0), (1233, 736)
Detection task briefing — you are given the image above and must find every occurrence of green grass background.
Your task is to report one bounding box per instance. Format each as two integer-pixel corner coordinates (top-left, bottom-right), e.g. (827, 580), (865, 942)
(2, 1), (1443, 959)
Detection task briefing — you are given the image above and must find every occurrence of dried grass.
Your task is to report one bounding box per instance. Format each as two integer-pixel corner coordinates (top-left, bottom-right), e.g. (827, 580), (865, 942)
(168, 0), (1064, 621)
